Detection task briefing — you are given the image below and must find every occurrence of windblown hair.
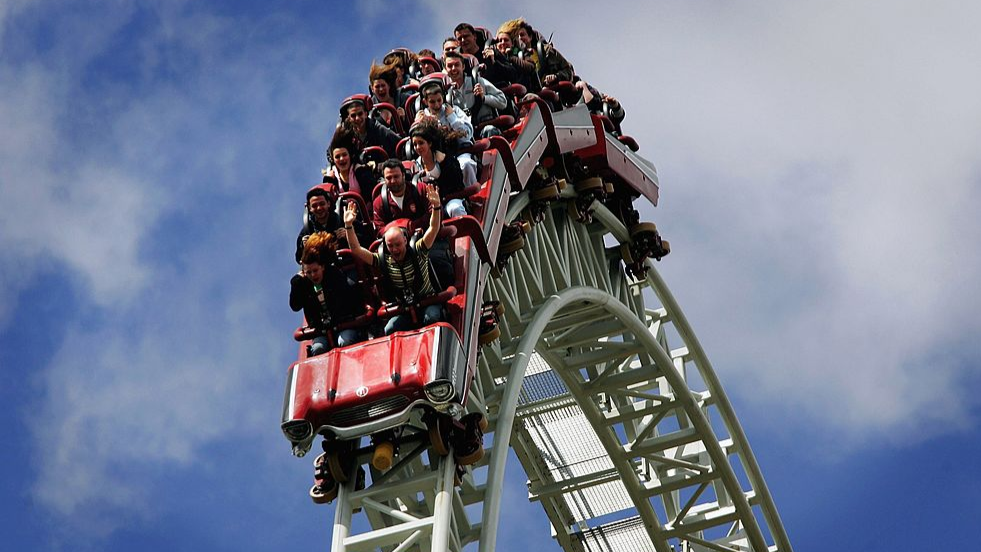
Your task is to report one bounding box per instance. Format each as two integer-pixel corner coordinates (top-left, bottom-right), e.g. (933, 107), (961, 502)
(301, 231), (338, 265)
(329, 128), (358, 159)
(409, 118), (464, 154)
(383, 49), (417, 70)
(497, 18), (526, 40)
(369, 62), (398, 90)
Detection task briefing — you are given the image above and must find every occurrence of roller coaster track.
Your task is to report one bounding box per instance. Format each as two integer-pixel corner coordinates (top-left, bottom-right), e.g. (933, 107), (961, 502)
(319, 103), (793, 552)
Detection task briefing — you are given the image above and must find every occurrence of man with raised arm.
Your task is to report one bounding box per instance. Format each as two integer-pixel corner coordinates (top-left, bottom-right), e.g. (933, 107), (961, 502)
(344, 183), (446, 335)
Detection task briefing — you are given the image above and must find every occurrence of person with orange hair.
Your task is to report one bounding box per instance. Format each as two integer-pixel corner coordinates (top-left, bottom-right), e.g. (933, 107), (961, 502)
(289, 232), (367, 354)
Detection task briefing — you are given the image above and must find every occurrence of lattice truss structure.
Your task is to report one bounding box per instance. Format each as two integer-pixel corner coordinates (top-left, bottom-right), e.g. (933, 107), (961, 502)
(324, 104), (792, 552)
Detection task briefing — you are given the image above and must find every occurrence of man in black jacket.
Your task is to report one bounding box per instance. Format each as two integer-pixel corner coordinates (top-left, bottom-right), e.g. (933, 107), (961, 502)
(338, 96), (401, 159)
(295, 185), (342, 264)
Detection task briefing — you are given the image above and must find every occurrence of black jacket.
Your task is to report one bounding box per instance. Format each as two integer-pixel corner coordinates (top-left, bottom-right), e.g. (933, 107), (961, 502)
(295, 211), (342, 264)
(289, 268), (366, 335)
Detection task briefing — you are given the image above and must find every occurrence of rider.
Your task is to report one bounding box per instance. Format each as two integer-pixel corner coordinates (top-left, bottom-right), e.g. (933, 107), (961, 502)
(290, 232), (367, 353)
(344, 183), (446, 335)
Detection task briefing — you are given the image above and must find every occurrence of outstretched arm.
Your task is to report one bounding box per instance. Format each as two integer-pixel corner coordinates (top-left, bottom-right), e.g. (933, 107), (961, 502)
(343, 200), (374, 265)
(421, 183), (442, 250)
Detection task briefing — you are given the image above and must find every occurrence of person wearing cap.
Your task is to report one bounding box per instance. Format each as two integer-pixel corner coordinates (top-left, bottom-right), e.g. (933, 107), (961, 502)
(338, 95), (401, 159)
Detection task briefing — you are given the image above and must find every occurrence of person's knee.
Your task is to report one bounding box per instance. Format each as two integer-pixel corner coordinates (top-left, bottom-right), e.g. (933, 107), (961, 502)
(446, 199), (467, 218)
(385, 315), (410, 335)
(423, 305), (444, 325)
(336, 328), (363, 347)
(309, 336), (329, 356)
(480, 125), (501, 138)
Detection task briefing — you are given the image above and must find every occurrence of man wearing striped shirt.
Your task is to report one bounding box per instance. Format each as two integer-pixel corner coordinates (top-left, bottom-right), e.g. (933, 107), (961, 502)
(344, 182), (446, 334)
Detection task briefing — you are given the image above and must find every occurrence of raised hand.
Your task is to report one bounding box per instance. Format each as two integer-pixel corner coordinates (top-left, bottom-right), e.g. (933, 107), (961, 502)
(343, 200), (358, 225)
(425, 183), (441, 208)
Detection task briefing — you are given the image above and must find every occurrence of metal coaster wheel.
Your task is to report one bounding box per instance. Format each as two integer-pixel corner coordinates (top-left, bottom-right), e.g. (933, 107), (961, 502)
(310, 453), (339, 504)
(620, 242), (635, 264)
(568, 196), (595, 224)
(310, 480), (339, 504)
(327, 451), (348, 483)
(498, 235), (525, 255)
(483, 300), (505, 318)
(323, 439), (354, 483)
(454, 412), (487, 466)
(629, 222), (659, 240)
(464, 412), (489, 433)
(454, 444), (484, 466)
(427, 416), (451, 457)
(478, 324), (501, 346)
(530, 183), (560, 202)
(574, 176), (604, 193)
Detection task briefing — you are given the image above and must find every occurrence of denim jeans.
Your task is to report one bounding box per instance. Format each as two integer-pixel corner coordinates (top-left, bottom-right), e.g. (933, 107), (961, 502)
(445, 198), (467, 218)
(309, 336), (329, 356)
(336, 328), (365, 347)
(384, 303), (444, 335)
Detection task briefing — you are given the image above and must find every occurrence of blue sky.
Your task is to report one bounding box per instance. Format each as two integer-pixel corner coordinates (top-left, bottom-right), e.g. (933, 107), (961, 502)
(2, 1), (980, 550)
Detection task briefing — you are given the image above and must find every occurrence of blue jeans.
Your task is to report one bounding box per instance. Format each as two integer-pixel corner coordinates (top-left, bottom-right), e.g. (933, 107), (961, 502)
(309, 336), (329, 356)
(337, 328), (365, 347)
(445, 198), (467, 218)
(310, 329), (365, 356)
(384, 304), (444, 335)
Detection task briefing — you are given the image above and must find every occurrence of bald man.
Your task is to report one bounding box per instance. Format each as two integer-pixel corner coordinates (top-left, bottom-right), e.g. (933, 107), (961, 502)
(345, 182), (445, 334)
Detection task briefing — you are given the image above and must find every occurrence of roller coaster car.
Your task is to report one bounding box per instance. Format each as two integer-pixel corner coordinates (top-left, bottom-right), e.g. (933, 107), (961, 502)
(281, 215), (492, 459)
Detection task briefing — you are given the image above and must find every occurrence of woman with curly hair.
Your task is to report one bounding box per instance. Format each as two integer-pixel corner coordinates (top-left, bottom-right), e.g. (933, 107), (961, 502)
(289, 232), (367, 354)
(409, 120), (467, 218)
(414, 80), (478, 187)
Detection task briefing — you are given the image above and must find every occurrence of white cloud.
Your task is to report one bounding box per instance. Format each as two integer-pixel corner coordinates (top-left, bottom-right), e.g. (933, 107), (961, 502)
(0, 3), (156, 317)
(12, 0), (981, 541)
(446, 1), (981, 443)
(31, 278), (284, 522)
(9, 2), (343, 537)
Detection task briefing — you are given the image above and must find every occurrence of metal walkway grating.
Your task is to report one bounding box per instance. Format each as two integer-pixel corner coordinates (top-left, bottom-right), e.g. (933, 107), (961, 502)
(576, 516), (657, 552)
(523, 403), (635, 519)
